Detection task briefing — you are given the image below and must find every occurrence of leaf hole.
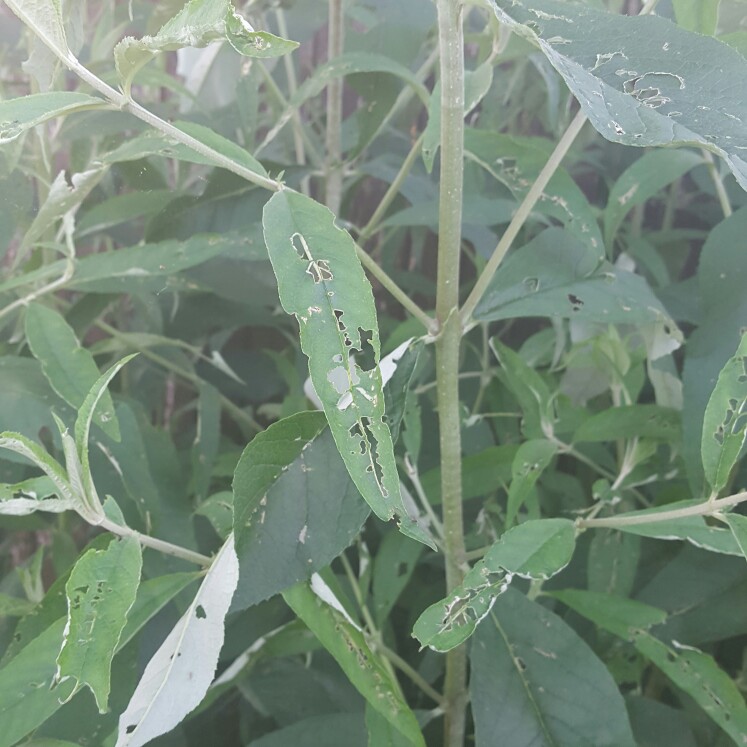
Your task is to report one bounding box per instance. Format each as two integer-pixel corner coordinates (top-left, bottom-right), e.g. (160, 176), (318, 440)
(196, 605), (207, 619)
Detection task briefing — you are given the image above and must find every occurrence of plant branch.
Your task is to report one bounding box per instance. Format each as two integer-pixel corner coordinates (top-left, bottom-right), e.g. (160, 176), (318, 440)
(702, 149), (733, 218)
(99, 517), (213, 567)
(576, 491), (747, 530)
(325, 0), (345, 215)
(459, 109), (587, 327)
(435, 0), (468, 743)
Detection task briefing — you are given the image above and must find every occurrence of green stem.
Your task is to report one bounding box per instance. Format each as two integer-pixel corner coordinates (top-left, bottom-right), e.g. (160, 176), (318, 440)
(358, 132), (426, 241)
(378, 642), (447, 708)
(460, 109), (587, 327)
(576, 491), (747, 530)
(435, 0), (468, 743)
(325, 0), (345, 215)
(99, 517), (212, 567)
(702, 149), (733, 218)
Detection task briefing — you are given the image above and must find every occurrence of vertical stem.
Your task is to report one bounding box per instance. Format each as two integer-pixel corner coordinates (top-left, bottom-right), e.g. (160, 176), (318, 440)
(325, 0), (344, 214)
(435, 0), (468, 744)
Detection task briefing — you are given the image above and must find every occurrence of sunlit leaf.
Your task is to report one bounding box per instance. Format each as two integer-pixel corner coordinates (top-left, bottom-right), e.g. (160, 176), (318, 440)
(55, 536), (142, 713)
(115, 536), (238, 747)
(263, 189), (431, 547)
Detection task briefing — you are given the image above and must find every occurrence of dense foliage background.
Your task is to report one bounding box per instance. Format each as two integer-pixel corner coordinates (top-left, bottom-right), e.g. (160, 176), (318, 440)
(1, 0), (747, 745)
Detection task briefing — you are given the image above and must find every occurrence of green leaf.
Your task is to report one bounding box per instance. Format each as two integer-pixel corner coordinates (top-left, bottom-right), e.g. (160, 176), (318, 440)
(464, 128), (604, 255)
(249, 714), (367, 747)
(0, 592), (36, 617)
(476, 229), (681, 358)
(366, 703), (415, 747)
(0, 619), (74, 747)
(0, 92), (105, 144)
(191, 383), (221, 500)
(0, 473), (73, 515)
(597, 502), (742, 556)
(672, 0), (720, 35)
(2, 0), (69, 60)
(549, 589), (667, 639)
(232, 423), (370, 610)
(55, 536), (142, 713)
(470, 589), (636, 747)
(382, 339), (422, 444)
(103, 120), (268, 179)
(25, 303), (120, 441)
(262, 189), (430, 547)
(372, 529), (424, 627)
(413, 519), (575, 652)
(487, 0), (747, 190)
(506, 439), (557, 526)
(115, 536), (239, 747)
(700, 332), (747, 496)
(574, 405), (681, 443)
(604, 150), (702, 249)
(722, 513), (747, 565)
(114, 0), (298, 94)
(283, 578), (425, 747)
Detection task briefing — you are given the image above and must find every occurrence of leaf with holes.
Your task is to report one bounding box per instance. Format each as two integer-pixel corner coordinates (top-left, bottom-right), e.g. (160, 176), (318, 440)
(283, 578), (425, 747)
(701, 332), (747, 496)
(506, 439), (557, 526)
(55, 536), (142, 713)
(487, 0), (747, 190)
(470, 589), (636, 747)
(114, 0), (298, 95)
(115, 536), (238, 747)
(413, 519), (575, 652)
(262, 189), (431, 547)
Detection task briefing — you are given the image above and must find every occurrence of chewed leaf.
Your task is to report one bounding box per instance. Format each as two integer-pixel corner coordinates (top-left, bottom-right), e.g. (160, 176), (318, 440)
(262, 189), (432, 548)
(114, 0), (298, 94)
(413, 519), (576, 651)
(487, 0), (747, 190)
(55, 536), (142, 713)
(701, 332), (747, 496)
(116, 536), (239, 747)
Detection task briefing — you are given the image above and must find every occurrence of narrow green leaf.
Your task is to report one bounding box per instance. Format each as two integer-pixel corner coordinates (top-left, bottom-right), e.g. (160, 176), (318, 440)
(722, 513), (747, 564)
(372, 530), (424, 627)
(701, 332), (747, 495)
(487, 0), (747, 190)
(262, 189), (431, 547)
(191, 383), (221, 500)
(549, 589), (667, 640)
(249, 714), (367, 747)
(0, 92), (105, 145)
(232, 424), (370, 611)
(672, 0), (720, 35)
(116, 536), (239, 747)
(604, 150), (702, 249)
(0, 619), (72, 747)
(366, 704), (415, 747)
(25, 303), (121, 441)
(114, 0), (298, 94)
(506, 439), (557, 526)
(574, 405), (681, 443)
(283, 578), (425, 747)
(2, 0), (70, 60)
(0, 592), (36, 617)
(55, 536), (142, 713)
(413, 519), (575, 652)
(470, 589), (636, 747)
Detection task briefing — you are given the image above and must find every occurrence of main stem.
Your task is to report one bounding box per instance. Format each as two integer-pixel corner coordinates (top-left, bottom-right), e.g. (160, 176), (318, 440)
(435, 1), (468, 744)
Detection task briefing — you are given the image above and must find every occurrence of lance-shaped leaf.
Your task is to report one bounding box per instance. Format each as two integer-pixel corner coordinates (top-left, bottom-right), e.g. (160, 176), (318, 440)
(722, 513), (747, 565)
(506, 439), (557, 526)
(701, 332), (747, 496)
(25, 303), (121, 441)
(470, 590), (636, 747)
(283, 577), (425, 747)
(413, 519), (575, 652)
(116, 536), (239, 747)
(486, 0), (747, 190)
(262, 189), (431, 547)
(55, 536), (142, 712)
(114, 0), (298, 95)
(0, 92), (106, 145)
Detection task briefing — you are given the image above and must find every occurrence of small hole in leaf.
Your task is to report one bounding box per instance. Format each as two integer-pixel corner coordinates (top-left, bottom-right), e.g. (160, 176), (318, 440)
(196, 605), (207, 619)
(568, 293), (584, 311)
(126, 725), (137, 734)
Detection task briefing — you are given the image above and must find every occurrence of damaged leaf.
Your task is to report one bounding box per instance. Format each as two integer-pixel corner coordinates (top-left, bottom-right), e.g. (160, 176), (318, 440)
(262, 189), (431, 547)
(55, 536), (142, 713)
(487, 0), (747, 190)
